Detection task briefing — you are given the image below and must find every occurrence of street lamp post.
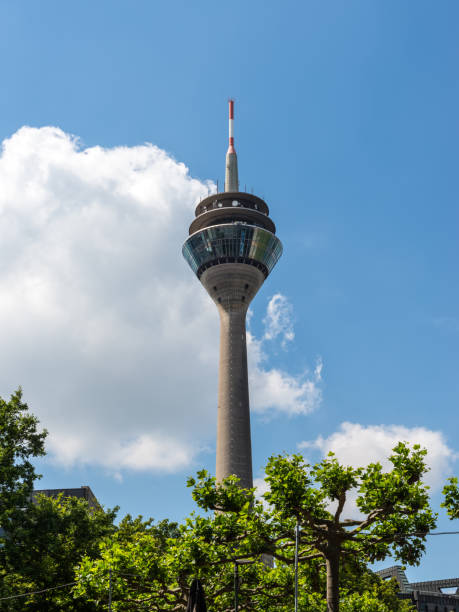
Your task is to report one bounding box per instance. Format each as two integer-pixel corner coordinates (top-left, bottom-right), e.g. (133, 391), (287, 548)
(294, 521), (300, 612)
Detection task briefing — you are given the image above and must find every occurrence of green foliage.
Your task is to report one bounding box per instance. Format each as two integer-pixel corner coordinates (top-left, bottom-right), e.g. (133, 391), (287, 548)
(0, 394), (439, 610)
(75, 507), (287, 610)
(340, 589), (413, 612)
(1, 494), (118, 610)
(75, 444), (429, 611)
(0, 389), (47, 529)
(73, 525), (415, 611)
(442, 476), (459, 519)
(263, 443), (436, 568)
(339, 574), (415, 611)
(0, 390), (117, 609)
(191, 443), (435, 611)
(295, 575), (415, 612)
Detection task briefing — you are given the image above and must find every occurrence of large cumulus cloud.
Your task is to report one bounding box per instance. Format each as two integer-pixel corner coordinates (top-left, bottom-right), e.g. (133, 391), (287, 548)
(0, 126), (321, 473)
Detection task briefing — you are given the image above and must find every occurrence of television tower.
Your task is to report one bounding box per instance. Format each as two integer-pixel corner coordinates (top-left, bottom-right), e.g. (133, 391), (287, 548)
(182, 101), (282, 489)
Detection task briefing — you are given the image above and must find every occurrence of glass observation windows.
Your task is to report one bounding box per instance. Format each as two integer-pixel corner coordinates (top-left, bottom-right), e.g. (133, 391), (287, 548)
(182, 224), (282, 276)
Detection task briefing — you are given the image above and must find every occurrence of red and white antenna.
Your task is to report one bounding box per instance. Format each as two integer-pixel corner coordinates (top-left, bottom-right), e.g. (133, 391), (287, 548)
(228, 99), (235, 153)
(225, 99), (239, 192)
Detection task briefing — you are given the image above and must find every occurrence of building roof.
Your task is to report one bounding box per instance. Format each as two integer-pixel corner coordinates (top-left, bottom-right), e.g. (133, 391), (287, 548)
(376, 565), (459, 610)
(32, 486), (100, 510)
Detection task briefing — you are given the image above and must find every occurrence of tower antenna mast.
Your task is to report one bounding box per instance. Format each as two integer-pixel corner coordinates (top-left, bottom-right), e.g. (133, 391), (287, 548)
(225, 99), (239, 192)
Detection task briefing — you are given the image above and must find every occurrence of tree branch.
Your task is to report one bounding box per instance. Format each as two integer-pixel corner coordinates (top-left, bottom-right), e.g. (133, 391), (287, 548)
(334, 492), (346, 523)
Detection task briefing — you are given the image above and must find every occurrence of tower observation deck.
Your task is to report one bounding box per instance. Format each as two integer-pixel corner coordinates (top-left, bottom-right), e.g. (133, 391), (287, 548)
(182, 101), (282, 489)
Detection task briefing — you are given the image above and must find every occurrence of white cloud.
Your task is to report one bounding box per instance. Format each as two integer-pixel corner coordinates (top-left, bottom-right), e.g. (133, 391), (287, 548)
(48, 431), (194, 473)
(253, 476), (271, 510)
(0, 126), (315, 474)
(300, 422), (457, 490)
(256, 421), (457, 521)
(249, 333), (322, 416)
(263, 293), (294, 347)
(253, 476), (270, 498)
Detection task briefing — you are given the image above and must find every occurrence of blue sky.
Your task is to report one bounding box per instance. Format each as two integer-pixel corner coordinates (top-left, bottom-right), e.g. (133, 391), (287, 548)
(0, 0), (458, 582)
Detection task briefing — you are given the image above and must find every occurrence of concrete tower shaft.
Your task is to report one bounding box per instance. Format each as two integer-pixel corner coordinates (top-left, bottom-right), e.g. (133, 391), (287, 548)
(182, 102), (282, 488)
(200, 264), (265, 488)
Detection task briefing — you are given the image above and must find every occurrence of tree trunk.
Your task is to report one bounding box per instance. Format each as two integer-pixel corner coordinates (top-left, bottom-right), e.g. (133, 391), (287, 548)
(325, 552), (340, 612)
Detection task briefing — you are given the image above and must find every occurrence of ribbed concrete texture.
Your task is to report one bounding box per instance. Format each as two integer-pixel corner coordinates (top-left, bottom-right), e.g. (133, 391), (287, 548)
(201, 264), (265, 489)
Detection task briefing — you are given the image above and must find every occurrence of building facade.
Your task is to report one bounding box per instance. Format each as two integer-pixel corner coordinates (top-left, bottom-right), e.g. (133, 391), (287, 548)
(33, 486), (100, 510)
(377, 566), (459, 611)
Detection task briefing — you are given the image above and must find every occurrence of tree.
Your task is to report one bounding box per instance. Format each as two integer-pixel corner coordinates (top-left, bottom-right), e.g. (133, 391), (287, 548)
(0, 389), (47, 530)
(191, 443), (434, 612)
(74, 445), (428, 611)
(0, 390), (117, 610)
(263, 443), (435, 612)
(1, 494), (118, 610)
(75, 516), (204, 610)
(74, 506), (414, 611)
(442, 476), (459, 520)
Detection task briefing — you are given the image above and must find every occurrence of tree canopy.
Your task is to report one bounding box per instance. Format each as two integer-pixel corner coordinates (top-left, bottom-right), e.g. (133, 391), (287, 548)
(1, 494), (118, 610)
(74, 443), (433, 611)
(190, 443), (435, 611)
(0, 390), (450, 610)
(0, 388), (47, 529)
(442, 476), (459, 520)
